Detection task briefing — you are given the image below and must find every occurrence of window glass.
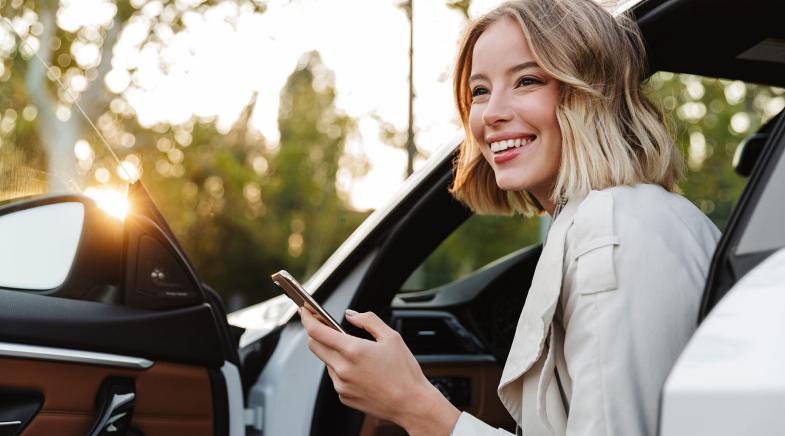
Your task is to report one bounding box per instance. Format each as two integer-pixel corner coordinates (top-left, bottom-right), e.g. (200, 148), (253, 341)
(736, 142), (785, 255)
(401, 214), (542, 291)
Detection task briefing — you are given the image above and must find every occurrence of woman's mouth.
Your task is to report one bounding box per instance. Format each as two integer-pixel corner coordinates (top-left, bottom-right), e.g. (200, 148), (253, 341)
(489, 136), (536, 164)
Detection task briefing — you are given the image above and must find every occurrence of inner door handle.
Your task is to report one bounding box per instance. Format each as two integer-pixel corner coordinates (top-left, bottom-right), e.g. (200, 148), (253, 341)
(88, 378), (136, 436)
(0, 388), (43, 436)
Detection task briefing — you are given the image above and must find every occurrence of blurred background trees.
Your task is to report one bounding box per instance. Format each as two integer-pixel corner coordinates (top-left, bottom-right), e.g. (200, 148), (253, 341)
(2, 0), (783, 307)
(133, 50), (368, 309)
(647, 72), (784, 229)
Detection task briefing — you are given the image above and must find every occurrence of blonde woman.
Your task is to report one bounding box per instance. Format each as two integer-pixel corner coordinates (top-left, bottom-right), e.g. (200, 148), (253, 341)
(300, 1), (720, 435)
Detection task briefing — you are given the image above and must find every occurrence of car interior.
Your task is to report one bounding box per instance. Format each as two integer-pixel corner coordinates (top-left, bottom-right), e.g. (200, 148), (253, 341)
(0, 185), (239, 435)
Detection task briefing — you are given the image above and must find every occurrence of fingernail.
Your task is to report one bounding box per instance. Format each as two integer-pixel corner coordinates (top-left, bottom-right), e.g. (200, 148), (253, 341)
(345, 309), (358, 317)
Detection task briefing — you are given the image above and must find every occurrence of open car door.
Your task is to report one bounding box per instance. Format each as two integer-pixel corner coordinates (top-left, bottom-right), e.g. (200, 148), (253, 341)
(0, 183), (243, 436)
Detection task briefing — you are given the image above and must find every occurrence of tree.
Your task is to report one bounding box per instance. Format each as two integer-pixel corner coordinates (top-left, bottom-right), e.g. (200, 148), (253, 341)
(137, 51), (369, 309)
(0, 0), (265, 194)
(2, 2), (369, 310)
(269, 51), (368, 276)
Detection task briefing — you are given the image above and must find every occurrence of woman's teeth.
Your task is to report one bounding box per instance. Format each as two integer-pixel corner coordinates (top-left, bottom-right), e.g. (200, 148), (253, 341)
(490, 137), (535, 153)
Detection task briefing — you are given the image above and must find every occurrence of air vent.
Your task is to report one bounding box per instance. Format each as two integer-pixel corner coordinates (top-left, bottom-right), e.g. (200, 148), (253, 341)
(398, 292), (437, 303)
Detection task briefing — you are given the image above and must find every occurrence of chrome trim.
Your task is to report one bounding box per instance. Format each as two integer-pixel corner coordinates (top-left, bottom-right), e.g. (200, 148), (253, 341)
(0, 421), (22, 427)
(0, 341), (153, 369)
(89, 392), (135, 436)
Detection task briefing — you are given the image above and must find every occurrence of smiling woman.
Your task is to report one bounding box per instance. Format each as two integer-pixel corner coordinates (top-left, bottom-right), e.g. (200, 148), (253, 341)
(300, 1), (721, 436)
(465, 18), (562, 209)
(451, 2), (681, 217)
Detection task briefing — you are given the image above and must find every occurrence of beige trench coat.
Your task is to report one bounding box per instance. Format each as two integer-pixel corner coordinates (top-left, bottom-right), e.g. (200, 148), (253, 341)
(451, 184), (720, 436)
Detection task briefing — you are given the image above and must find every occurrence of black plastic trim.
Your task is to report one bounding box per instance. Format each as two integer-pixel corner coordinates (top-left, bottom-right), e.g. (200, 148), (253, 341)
(0, 290), (224, 367)
(209, 368), (229, 436)
(699, 105), (785, 321)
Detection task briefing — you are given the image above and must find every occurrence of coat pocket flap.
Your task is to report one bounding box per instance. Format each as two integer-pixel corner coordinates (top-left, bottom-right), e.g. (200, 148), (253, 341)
(575, 236), (619, 295)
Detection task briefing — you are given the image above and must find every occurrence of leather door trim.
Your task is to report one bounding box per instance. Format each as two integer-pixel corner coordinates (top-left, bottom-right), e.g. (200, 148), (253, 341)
(0, 357), (213, 436)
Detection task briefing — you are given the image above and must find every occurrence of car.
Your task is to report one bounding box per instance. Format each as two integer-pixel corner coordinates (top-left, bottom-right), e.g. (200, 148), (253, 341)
(0, 0), (783, 435)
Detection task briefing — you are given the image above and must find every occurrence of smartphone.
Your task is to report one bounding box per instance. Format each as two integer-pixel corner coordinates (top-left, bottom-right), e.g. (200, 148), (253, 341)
(271, 270), (346, 334)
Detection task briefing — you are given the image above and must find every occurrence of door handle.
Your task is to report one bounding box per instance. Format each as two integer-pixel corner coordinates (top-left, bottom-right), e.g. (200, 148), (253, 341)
(0, 388), (43, 436)
(88, 378), (136, 436)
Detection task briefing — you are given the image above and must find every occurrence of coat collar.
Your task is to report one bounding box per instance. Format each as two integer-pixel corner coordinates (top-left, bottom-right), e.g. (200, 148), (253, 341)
(497, 193), (585, 422)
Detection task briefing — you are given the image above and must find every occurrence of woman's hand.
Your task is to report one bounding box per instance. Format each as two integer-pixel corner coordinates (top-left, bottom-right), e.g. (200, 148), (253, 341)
(300, 307), (461, 435)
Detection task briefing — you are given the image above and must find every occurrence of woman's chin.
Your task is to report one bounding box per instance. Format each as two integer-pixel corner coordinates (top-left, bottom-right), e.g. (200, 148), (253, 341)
(494, 175), (528, 192)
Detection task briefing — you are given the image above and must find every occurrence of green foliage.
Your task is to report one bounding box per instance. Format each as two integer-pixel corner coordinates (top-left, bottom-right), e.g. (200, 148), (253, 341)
(445, 0), (471, 19)
(404, 214), (542, 291)
(1, 1), (365, 310)
(140, 51), (368, 309)
(271, 51), (367, 275)
(646, 73), (783, 229)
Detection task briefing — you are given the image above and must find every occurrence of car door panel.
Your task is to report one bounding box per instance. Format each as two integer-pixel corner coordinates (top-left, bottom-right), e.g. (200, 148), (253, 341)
(0, 357), (213, 435)
(0, 193), (238, 435)
(0, 290), (224, 367)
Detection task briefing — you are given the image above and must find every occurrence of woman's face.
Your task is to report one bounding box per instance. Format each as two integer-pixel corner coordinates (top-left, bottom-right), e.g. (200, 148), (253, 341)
(468, 16), (562, 208)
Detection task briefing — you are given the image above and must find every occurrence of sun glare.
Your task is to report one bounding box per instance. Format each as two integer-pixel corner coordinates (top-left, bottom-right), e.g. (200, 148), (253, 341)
(84, 186), (131, 220)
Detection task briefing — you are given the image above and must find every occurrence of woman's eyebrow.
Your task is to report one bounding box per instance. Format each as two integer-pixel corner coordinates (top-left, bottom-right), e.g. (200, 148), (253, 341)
(468, 61), (540, 83)
(468, 72), (487, 84)
(509, 61), (539, 74)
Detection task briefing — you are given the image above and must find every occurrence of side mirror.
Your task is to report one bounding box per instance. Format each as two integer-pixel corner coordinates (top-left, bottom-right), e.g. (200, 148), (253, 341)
(0, 192), (205, 309)
(0, 202), (85, 290)
(0, 196), (124, 297)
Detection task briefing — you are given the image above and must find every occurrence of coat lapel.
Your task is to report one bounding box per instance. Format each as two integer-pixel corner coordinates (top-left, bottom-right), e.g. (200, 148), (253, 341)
(497, 195), (583, 423)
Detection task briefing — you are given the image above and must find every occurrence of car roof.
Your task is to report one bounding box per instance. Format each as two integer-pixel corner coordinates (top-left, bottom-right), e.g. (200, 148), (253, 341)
(634, 0), (785, 87)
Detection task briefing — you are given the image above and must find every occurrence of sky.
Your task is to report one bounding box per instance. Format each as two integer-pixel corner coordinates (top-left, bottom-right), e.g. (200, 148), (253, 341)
(106, 0), (504, 210)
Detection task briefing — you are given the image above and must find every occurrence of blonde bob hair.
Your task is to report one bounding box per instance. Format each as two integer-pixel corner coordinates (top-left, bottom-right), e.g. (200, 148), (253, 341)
(450, 0), (683, 215)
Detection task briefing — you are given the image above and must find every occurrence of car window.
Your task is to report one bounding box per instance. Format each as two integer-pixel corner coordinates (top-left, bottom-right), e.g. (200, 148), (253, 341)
(647, 72), (784, 231)
(400, 213), (542, 292)
(735, 136), (785, 255)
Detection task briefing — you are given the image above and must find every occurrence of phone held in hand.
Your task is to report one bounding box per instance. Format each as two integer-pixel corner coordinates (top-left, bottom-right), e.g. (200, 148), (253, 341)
(271, 270), (346, 334)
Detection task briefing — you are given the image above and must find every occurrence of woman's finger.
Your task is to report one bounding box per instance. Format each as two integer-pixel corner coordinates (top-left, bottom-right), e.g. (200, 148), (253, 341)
(308, 335), (346, 368)
(344, 310), (396, 341)
(301, 307), (347, 351)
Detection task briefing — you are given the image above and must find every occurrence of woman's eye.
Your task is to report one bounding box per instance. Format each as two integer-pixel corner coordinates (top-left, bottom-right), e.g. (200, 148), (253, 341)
(471, 86), (489, 98)
(515, 77), (541, 87)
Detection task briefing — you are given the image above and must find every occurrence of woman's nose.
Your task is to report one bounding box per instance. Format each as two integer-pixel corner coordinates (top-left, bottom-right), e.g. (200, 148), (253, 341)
(482, 92), (514, 126)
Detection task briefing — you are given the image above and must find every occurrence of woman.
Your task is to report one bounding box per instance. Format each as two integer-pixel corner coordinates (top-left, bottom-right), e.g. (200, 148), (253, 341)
(300, 1), (720, 435)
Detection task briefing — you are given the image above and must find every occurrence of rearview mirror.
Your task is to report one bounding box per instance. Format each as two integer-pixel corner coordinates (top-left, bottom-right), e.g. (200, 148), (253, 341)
(0, 202), (85, 290)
